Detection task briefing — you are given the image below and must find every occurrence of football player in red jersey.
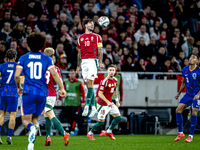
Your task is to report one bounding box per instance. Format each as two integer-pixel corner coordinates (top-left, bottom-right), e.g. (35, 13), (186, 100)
(76, 18), (104, 117)
(87, 65), (121, 140)
(43, 48), (70, 146)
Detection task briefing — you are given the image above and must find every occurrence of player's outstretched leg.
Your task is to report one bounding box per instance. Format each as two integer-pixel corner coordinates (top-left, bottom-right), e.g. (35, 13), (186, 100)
(87, 121), (105, 140)
(89, 93), (97, 117)
(105, 116), (121, 140)
(27, 123), (36, 150)
(7, 112), (17, 145)
(174, 113), (185, 141)
(82, 87), (94, 116)
(45, 117), (51, 146)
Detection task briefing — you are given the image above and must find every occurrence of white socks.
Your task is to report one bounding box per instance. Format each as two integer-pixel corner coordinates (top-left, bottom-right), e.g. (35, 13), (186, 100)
(107, 129), (112, 133)
(189, 135), (193, 138)
(91, 106), (96, 111)
(178, 132), (183, 134)
(88, 131), (93, 135)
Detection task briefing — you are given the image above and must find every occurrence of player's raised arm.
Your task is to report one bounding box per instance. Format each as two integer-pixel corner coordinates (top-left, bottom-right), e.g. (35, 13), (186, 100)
(175, 79), (185, 100)
(49, 67), (66, 98)
(98, 91), (113, 107)
(76, 48), (81, 73)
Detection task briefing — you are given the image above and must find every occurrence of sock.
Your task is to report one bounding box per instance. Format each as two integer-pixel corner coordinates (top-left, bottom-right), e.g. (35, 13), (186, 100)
(176, 113), (183, 132)
(107, 129), (112, 133)
(27, 123), (34, 131)
(88, 131), (93, 135)
(108, 116), (122, 131)
(91, 92), (96, 107)
(8, 128), (14, 137)
(45, 117), (51, 138)
(190, 116), (197, 136)
(51, 117), (65, 136)
(86, 88), (94, 106)
(91, 121), (104, 133)
(189, 134), (193, 138)
(91, 106), (96, 111)
(0, 125), (2, 133)
(71, 121), (76, 131)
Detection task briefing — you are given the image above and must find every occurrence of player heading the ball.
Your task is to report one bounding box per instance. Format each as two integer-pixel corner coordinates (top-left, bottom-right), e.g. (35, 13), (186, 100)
(76, 18), (104, 117)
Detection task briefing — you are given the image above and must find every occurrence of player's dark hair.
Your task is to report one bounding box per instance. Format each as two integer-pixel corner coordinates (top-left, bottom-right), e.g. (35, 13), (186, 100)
(6, 49), (17, 61)
(27, 33), (46, 52)
(83, 18), (94, 28)
(107, 64), (116, 70)
(191, 54), (199, 60)
(69, 69), (75, 72)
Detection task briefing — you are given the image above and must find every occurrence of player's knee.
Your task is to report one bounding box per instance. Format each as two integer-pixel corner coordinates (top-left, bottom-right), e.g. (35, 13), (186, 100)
(176, 108), (182, 113)
(192, 109), (198, 116)
(114, 116), (122, 123)
(9, 119), (15, 125)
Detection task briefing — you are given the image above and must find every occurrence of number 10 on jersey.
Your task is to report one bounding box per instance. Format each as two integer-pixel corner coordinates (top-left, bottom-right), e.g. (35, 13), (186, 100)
(27, 62), (42, 79)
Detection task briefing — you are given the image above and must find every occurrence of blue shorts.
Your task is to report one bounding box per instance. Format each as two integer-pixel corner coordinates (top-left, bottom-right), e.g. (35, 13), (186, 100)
(180, 93), (200, 109)
(0, 96), (18, 112)
(21, 94), (46, 116)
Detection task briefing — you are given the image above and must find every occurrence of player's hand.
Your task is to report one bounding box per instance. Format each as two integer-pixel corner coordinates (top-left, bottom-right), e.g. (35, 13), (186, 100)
(95, 97), (99, 102)
(81, 103), (85, 108)
(18, 87), (23, 96)
(120, 101), (123, 106)
(76, 67), (79, 74)
(116, 101), (120, 108)
(175, 94), (180, 100)
(59, 89), (66, 98)
(107, 102), (114, 108)
(194, 95), (200, 100)
(99, 63), (104, 69)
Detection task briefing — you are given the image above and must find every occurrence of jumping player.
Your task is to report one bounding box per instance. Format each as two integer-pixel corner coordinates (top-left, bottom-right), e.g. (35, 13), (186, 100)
(0, 49), (23, 145)
(87, 65), (121, 140)
(174, 54), (200, 143)
(76, 18), (104, 117)
(14, 33), (68, 150)
(43, 48), (70, 146)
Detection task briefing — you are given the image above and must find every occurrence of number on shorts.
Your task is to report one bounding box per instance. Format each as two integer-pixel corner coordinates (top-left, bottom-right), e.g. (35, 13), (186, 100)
(100, 110), (105, 115)
(6, 70), (13, 83)
(85, 41), (90, 46)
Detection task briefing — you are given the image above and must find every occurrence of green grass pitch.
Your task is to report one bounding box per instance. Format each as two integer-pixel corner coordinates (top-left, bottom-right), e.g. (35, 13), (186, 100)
(0, 134), (200, 150)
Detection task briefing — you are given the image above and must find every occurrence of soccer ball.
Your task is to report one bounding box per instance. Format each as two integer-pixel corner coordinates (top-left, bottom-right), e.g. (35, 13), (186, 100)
(98, 16), (110, 27)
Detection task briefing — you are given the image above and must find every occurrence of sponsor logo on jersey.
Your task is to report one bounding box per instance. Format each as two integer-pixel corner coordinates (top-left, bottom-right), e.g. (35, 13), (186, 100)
(192, 73), (197, 79)
(108, 83), (111, 87)
(85, 37), (89, 40)
(91, 36), (93, 41)
(81, 38), (84, 41)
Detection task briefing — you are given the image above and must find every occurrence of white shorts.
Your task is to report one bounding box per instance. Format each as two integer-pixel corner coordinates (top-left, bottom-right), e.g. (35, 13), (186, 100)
(45, 96), (56, 113)
(97, 104), (120, 120)
(81, 59), (98, 82)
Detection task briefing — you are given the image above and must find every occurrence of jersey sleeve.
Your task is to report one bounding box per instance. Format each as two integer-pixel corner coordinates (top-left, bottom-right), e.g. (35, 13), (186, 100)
(47, 56), (54, 70)
(97, 35), (102, 48)
(99, 80), (106, 93)
(56, 67), (62, 78)
(77, 37), (81, 49)
(17, 57), (24, 69)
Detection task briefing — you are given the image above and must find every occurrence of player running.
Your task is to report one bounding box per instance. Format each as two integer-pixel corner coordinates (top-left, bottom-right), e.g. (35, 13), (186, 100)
(76, 18), (104, 117)
(0, 49), (23, 145)
(14, 33), (68, 150)
(174, 54), (200, 143)
(43, 48), (70, 146)
(87, 65), (121, 140)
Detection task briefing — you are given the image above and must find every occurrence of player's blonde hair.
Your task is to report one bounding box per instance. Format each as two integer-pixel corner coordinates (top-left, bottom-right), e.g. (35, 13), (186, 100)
(44, 47), (55, 57)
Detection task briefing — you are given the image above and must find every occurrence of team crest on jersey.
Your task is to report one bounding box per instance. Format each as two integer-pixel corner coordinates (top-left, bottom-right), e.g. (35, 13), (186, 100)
(91, 36), (93, 41)
(80, 38), (84, 41)
(108, 83), (111, 87)
(192, 73), (197, 79)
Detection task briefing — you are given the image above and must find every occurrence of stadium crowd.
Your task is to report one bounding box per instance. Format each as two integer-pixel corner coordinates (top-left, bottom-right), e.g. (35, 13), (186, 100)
(0, 0), (200, 79)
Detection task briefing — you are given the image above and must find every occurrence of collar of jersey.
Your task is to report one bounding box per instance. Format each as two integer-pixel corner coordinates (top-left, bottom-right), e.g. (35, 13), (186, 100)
(189, 65), (197, 72)
(8, 61), (15, 62)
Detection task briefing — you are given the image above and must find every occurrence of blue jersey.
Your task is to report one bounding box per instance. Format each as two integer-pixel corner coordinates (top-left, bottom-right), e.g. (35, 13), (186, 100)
(182, 65), (200, 96)
(0, 62), (20, 97)
(17, 52), (54, 97)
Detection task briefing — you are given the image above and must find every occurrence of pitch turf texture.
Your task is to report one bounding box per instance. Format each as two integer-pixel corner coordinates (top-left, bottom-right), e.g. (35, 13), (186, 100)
(1, 135), (200, 150)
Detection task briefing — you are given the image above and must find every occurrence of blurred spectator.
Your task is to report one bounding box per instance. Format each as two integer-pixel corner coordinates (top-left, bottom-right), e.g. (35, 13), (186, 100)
(55, 43), (65, 60)
(71, 3), (82, 17)
(14, 0), (27, 19)
(0, 22), (11, 41)
(149, 9), (163, 26)
(176, 51), (185, 65)
(126, 25), (135, 40)
(46, 34), (53, 47)
(170, 56), (182, 72)
(13, 22), (25, 40)
(121, 56), (135, 71)
(0, 2), (3, 19)
(5, 3), (13, 13)
(138, 15), (149, 33)
(149, 20), (161, 40)
(148, 36), (157, 56)
(161, 0), (176, 24)
(113, 47), (122, 64)
(27, 0), (36, 15)
(161, 59), (176, 79)
(11, 12), (20, 28)
(0, 42), (7, 64)
(168, 37), (182, 57)
(17, 38), (29, 59)
(115, 15), (127, 33)
(69, 25), (77, 37)
(117, 31), (126, 47)
(134, 58), (146, 72)
(137, 37), (150, 60)
(103, 44), (114, 63)
(146, 55), (162, 78)
(34, 0), (49, 18)
(56, 53), (68, 70)
(103, 57), (112, 70)
(96, 0), (109, 15)
(60, 4), (73, 24)
(172, 27), (184, 45)
(0, 10), (11, 29)
(138, 5), (151, 21)
(168, 18), (178, 37)
(134, 25), (150, 46)
(22, 13), (36, 31)
(181, 37), (194, 58)
(49, 3), (60, 20)
(25, 26), (33, 37)
(160, 22), (169, 34)
(181, 58), (189, 68)
(61, 24), (72, 43)
(84, 3), (95, 19)
(156, 47), (167, 67)
(132, 42), (139, 60)
(122, 37), (133, 50)
(192, 47), (199, 56)
(158, 36), (168, 56)
(48, 19), (59, 39)
(73, 15), (83, 32)
(84, 0), (98, 14)
(108, 0), (120, 13)
(121, 47), (133, 64)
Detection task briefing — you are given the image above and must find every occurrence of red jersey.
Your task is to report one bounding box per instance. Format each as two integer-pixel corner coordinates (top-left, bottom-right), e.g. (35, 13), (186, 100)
(97, 76), (117, 106)
(77, 33), (102, 59)
(45, 66), (62, 96)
